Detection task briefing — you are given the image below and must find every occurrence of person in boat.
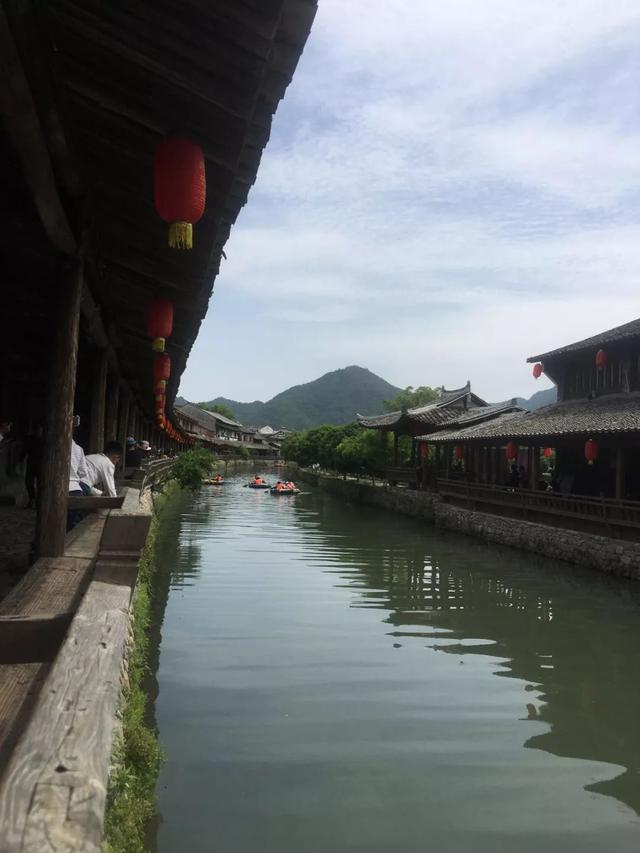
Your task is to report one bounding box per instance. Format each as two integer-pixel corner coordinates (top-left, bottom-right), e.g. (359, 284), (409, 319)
(214, 474), (223, 482)
(275, 481), (283, 491)
(254, 474), (265, 485)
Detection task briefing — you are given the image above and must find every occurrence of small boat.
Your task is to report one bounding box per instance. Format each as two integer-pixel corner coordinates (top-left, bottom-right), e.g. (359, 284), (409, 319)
(270, 486), (300, 496)
(247, 481), (270, 489)
(203, 478), (224, 485)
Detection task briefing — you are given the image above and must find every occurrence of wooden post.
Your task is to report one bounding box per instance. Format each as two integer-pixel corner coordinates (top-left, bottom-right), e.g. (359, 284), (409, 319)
(118, 392), (130, 475)
(393, 432), (399, 466)
(36, 258), (83, 558)
(89, 348), (108, 452)
(445, 445), (451, 479)
(616, 446), (625, 500)
(105, 375), (119, 442)
(528, 447), (539, 490)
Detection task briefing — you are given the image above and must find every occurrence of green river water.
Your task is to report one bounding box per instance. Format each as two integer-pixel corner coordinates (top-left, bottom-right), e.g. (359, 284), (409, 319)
(150, 474), (640, 852)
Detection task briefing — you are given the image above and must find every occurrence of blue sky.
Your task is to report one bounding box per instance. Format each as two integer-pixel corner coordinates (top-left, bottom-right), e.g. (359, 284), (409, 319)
(180, 0), (640, 404)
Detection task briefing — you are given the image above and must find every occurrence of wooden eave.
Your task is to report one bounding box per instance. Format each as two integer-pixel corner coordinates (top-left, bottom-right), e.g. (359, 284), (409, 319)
(2, 0), (317, 418)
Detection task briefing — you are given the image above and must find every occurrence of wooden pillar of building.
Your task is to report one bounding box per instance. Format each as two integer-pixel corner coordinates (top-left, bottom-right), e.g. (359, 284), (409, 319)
(118, 392), (130, 474)
(445, 445), (451, 479)
(105, 375), (119, 443)
(489, 447), (496, 484)
(616, 446), (625, 500)
(36, 258), (83, 558)
(528, 446), (539, 490)
(89, 348), (108, 452)
(393, 432), (399, 466)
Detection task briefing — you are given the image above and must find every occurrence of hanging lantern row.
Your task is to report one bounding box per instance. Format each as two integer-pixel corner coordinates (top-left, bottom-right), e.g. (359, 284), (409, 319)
(153, 352), (171, 383)
(154, 136), (206, 250)
(585, 438), (598, 465)
(595, 349), (607, 370)
(543, 447), (553, 458)
(420, 442), (429, 459)
(532, 363), (543, 379)
(505, 441), (518, 461)
(454, 444), (464, 462)
(147, 297), (174, 353)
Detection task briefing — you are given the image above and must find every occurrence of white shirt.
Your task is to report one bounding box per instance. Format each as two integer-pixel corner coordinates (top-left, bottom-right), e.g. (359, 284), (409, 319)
(85, 453), (117, 498)
(69, 440), (88, 492)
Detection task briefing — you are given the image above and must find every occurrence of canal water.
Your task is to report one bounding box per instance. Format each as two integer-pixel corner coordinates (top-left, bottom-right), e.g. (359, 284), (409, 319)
(150, 474), (640, 852)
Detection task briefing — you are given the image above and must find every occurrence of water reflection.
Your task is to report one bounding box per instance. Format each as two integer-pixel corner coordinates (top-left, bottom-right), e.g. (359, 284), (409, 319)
(152, 477), (640, 852)
(293, 493), (640, 816)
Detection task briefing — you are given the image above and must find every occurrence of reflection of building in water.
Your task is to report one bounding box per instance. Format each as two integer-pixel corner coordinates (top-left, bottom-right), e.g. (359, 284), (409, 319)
(295, 492), (640, 816)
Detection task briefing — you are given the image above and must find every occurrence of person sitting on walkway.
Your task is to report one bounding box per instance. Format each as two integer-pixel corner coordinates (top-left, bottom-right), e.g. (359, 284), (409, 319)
(84, 441), (123, 497)
(68, 417), (89, 530)
(126, 437), (145, 469)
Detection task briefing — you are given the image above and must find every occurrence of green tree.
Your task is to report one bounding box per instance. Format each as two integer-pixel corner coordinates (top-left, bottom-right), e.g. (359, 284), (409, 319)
(198, 402), (237, 421)
(383, 385), (439, 412)
(171, 449), (218, 490)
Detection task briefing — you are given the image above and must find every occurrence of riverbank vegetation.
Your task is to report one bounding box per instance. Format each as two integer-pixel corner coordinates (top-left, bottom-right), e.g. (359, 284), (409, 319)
(281, 387), (441, 475)
(103, 491), (170, 853)
(171, 448), (221, 489)
(282, 424), (412, 476)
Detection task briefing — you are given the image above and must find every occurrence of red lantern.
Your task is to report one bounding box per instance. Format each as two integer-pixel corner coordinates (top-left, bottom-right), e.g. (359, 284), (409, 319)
(532, 363), (543, 379)
(420, 443), (429, 459)
(585, 438), (598, 465)
(595, 349), (607, 370)
(154, 136), (206, 249)
(153, 353), (171, 383)
(506, 441), (518, 461)
(454, 444), (464, 462)
(154, 380), (166, 397)
(147, 297), (174, 352)
(543, 447), (553, 458)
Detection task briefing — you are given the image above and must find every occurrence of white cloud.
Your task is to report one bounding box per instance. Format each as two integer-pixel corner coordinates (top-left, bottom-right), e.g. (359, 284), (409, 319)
(181, 1), (640, 404)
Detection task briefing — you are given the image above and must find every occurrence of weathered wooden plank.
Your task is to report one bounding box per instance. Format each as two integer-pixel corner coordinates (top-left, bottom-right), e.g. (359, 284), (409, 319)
(63, 512), (108, 559)
(67, 496), (124, 511)
(0, 663), (51, 778)
(0, 581), (132, 851)
(0, 615), (71, 664)
(0, 557), (93, 620)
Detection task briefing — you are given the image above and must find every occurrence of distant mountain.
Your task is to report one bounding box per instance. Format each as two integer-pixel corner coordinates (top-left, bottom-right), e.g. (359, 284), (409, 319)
(515, 387), (557, 411)
(205, 366), (402, 431)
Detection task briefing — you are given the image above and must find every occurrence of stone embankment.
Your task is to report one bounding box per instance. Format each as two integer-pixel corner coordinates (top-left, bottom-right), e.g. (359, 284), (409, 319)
(297, 469), (640, 581)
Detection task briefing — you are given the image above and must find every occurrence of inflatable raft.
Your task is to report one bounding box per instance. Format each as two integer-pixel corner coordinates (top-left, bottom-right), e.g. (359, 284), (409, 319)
(270, 487), (300, 495)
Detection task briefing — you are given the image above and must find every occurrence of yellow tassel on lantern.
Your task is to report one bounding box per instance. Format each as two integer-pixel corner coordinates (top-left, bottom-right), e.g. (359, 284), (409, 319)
(168, 221), (193, 249)
(152, 337), (165, 352)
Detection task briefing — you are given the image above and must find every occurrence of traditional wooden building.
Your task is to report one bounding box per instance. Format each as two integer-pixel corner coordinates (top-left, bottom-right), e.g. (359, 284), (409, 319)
(358, 382), (522, 480)
(424, 319), (640, 538)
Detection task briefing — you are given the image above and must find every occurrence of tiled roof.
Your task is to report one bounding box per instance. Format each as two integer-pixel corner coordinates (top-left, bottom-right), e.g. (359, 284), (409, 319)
(175, 401), (243, 431)
(527, 317), (640, 362)
(425, 392), (640, 443)
(357, 383), (488, 429)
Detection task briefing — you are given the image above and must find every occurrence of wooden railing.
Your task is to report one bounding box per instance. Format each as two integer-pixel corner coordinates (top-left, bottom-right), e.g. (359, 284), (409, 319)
(436, 478), (640, 539)
(385, 466), (419, 487)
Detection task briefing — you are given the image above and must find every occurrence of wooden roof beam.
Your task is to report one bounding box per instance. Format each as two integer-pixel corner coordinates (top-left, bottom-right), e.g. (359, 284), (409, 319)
(0, 5), (77, 255)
